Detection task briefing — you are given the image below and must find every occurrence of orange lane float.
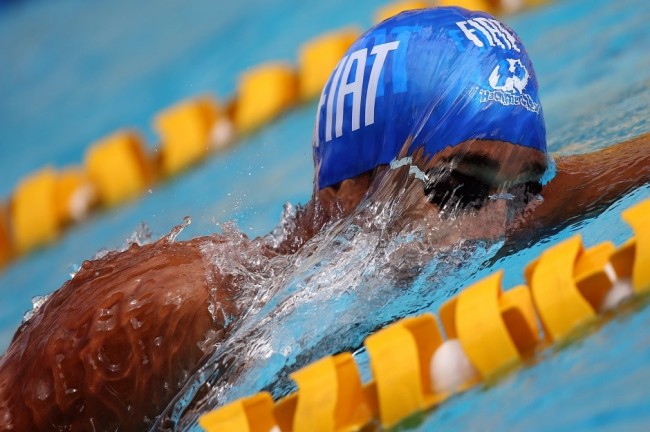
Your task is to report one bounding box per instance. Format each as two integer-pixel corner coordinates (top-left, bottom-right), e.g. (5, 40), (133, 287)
(298, 28), (361, 101)
(198, 198), (650, 432)
(234, 63), (299, 134)
(84, 130), (154, 207)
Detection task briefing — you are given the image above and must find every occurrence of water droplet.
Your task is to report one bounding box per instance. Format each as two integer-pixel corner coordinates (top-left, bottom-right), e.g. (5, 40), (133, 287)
(130, 317), (143, 330)
(35, 379), (51, 401)
(22, 294), (51, 323)
(122, 222), (153, 249)
(92, 248), (111, 260)
(166, 216), (191, 243)
(68, 263), (81, 279)
(95, 307), (117, 332)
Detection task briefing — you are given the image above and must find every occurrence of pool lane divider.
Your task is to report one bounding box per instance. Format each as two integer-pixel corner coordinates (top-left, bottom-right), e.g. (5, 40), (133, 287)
(154, 96), (227, 177)
(374, 1), (434, 23)
(298, 28), (362, 101)
(0, 0), (554, 268)
(0, 25), (358, 268)
(198, 198), (650, 432)
(375, 0), (499, 24)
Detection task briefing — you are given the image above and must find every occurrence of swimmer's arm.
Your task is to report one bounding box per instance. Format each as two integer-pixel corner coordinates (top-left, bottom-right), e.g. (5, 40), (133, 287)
(520, 132), (649, 231)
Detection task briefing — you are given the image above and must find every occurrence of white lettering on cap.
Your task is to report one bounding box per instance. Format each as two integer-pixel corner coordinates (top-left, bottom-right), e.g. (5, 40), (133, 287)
(336, 48), (367, 138)
(321, 40), (400, 142)
(325, 55), (348, 142)
(365, 41), (400, 127)
(456, 18), (520, 52)
(456, 20), (484, 47)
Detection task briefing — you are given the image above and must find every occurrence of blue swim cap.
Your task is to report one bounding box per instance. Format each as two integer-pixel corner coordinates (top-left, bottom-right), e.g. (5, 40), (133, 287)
(313, 7), (546, 190)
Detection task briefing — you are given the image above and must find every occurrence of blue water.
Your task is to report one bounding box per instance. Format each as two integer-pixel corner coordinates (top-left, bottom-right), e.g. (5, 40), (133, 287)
(1, 0), (649, 430)
(0, 0), (383, 348)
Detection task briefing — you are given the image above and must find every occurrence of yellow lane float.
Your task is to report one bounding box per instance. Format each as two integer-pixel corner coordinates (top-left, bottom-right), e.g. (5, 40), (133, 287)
(440, 271), (539, 379)
(198, 198), (650, 432)
(53, 167), (97, 224)
(85, 130), (154, 207)
(234, 63), (299, 133)
(298, 28), (361, 101)
(437, 0), (497, 14)
(276, 353), (373, 432)
(374, 1), (432, 23)
(10, 168), (60, 254)
(365, 314), (448, 427)
(199, 393), (277, 432)
(0, 0), (560, 271)
(154, 96), (232, 177)
(618, 200), (650, 292)
(520, 0), (554, 9)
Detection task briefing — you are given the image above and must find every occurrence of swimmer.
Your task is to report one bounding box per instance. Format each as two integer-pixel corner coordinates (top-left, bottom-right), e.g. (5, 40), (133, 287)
(1, 7), (648, 431)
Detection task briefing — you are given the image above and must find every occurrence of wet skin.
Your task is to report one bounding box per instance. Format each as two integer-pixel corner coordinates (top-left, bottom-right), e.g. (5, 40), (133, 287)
(0, 134), (648, 430)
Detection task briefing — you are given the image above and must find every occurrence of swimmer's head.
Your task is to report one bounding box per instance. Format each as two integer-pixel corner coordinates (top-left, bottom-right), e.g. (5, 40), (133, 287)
(313, 7), (546, 191)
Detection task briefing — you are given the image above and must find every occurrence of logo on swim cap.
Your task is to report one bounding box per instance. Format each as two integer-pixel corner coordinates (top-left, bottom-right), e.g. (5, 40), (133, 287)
(313, 7), (547, 190)
(479, 58), (540, 113)
(490, 59), (529, 94)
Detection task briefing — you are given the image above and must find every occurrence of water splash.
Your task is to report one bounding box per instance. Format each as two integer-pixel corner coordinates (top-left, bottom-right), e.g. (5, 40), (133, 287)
(124, 222), (154, 247)
(21, 294), (52, 324)
(265, 203), (297, 251)
(68, 263), (81, 279)
(154, 157), (520, 430)
(166, 216), (192, 243)
(91, 223), (154, 261)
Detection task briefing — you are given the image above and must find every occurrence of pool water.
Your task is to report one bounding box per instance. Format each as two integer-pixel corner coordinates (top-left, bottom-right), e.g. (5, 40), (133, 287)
(1, 0), (649, 430)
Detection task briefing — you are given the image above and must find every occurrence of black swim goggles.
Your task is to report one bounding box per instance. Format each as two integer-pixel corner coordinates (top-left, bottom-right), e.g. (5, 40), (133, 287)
(423, 166), (542, 212)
